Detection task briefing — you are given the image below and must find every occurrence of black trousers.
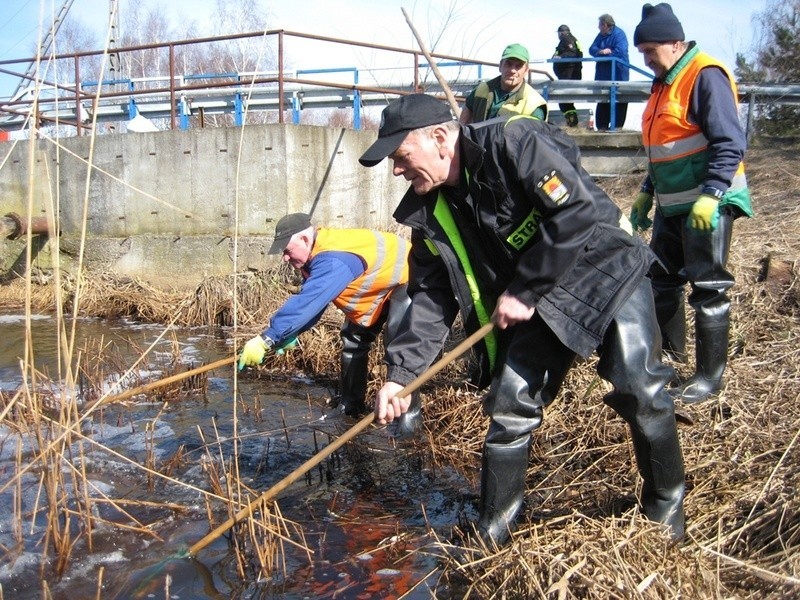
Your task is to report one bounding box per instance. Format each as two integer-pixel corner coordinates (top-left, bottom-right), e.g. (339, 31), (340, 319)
(484, 279), (677, 444)
(595, 101), (628, 130)
(649, 208), (735, 326)
(482, 279), (685, 529)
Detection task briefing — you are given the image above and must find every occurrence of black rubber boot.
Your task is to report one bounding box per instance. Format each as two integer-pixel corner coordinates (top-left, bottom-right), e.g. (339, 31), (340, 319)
(565, 110), (579, 127)
(597, 279), (686, 543)
(339, 348), (369, 416)
(629, 423), (686, 542)
(671, 317), (728, 404)
(670, 211), (734, 404)
(390, 392), (423, 440)
(476, 315), (574, 546)
(339, 321), (378, 417)
(655, 289), (687, 364)
(476, 436), (530, 546)
(382, 284), (422, 435)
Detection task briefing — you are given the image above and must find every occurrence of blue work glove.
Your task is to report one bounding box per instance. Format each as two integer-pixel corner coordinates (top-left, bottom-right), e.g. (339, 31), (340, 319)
(274, 337), (299, 356)
(629, 192), (653, 232)
(688, 194), (720, 231)
(238, 335), (272, 370)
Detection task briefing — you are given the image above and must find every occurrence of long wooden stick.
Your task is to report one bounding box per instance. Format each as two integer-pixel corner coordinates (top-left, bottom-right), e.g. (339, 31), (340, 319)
(83, 356), (235, 412)
(401, 7), (461, 118)
(186, 321), (494, 558)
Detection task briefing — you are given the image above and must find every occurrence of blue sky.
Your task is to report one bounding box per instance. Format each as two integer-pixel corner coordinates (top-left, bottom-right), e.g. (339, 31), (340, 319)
(0, 0), (766, 98)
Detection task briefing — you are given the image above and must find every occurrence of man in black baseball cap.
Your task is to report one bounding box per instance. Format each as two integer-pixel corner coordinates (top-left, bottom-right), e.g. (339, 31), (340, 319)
(267, 212), (313, 255)
(359, 94), (454, 167)
(239, 212), (420, 435)
(360, 93), (686, 546)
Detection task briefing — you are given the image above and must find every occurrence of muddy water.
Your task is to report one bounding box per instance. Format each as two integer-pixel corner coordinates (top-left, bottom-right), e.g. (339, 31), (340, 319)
(0, 312), (476, 599)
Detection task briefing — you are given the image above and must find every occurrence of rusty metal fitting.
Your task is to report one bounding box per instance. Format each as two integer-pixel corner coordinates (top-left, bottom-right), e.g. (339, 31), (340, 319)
(2, 212), (51, 240)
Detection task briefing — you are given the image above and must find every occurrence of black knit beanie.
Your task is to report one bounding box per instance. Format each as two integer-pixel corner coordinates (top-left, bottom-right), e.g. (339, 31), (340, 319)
(633, 3), (685, 45)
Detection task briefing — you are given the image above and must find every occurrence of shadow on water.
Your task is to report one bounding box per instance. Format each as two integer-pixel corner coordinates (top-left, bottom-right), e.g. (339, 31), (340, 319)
(0, 312), (477, 599)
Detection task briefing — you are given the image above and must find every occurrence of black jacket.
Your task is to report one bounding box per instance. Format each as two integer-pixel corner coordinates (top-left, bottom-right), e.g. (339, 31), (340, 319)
(386, 117), (654, 388)
(554, 33), (583, 80)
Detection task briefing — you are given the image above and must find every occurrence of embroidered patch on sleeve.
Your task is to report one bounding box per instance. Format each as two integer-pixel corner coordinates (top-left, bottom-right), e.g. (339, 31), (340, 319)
(537, 170), (570, 205)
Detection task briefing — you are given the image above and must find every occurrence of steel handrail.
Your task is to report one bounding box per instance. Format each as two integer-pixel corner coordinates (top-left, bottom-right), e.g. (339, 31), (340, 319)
(0, 28), (797, 135)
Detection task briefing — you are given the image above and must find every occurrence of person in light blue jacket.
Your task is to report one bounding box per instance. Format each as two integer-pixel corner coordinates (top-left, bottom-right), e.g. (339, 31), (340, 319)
(589, 13), (630, 129)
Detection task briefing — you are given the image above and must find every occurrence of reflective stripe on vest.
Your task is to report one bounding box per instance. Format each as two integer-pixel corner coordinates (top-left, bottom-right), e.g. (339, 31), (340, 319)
(312, 228), (410, 327)
(642, 48), (751, 216)
(473, 80), (548, 122)
(430, 194), (498, 371)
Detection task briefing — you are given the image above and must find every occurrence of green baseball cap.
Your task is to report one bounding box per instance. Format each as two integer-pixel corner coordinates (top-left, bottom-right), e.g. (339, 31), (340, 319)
(501, 43), (529, 63)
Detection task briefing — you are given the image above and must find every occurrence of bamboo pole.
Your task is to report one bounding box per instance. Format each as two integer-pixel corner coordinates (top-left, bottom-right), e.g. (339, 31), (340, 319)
(186, 321), (494, 558)
(401, 7), (461, 118)
(83, 356), (235, 412)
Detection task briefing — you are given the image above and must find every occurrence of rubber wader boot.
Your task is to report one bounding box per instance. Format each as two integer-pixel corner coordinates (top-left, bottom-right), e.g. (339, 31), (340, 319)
(630, 425), (686, 542)
(655, 289), (687, 364)
(391, 392), (423, 440)
(339, 347), (370, 417)
(565, 110), (579, 127)
(477, 436), (530, 546)
(671, 318), (728, 404)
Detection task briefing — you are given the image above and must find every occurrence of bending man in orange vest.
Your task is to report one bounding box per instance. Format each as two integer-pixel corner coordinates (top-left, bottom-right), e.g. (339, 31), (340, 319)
(238, 213), (418, 435)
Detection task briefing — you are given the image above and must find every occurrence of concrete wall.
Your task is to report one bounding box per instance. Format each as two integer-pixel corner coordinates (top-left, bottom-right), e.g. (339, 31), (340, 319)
(0, 124), (645, 290)
(0, 124), (408, 289)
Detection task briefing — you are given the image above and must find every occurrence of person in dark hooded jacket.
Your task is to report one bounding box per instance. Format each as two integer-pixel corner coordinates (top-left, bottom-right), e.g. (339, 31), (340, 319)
(552, 24), (583, 127)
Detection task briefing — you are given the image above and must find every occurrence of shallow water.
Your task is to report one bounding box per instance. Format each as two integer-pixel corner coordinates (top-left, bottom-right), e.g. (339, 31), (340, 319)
(0, 312), (475, 599)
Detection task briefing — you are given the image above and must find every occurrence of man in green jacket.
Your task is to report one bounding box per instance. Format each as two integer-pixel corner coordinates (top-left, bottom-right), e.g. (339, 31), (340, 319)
(459, 43), (548, 124)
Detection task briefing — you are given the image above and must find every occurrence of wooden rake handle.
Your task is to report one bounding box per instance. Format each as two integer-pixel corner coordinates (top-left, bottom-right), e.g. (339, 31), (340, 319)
(186, 321), (494, 558)
(83, 356), (236, 412)
(401, 7), (462, 118)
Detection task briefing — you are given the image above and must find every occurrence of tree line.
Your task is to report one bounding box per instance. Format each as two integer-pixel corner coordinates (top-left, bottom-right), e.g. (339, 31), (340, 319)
(735, 0), (800, 138)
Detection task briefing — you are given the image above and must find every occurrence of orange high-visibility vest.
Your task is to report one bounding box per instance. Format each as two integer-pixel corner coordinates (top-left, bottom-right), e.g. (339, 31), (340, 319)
(642, 48), (751, 216)
(310, 228), (410, 327)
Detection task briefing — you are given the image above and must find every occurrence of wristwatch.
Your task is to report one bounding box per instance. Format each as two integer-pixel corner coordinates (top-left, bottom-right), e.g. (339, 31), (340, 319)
(701, 185), (725, 200)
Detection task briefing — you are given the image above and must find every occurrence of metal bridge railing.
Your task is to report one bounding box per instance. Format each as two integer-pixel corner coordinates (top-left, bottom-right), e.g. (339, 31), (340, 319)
(0, 29), (796, 138)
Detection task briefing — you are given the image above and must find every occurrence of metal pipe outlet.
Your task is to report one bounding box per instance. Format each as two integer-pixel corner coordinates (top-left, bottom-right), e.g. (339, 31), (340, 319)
(1, 213), (51, 240)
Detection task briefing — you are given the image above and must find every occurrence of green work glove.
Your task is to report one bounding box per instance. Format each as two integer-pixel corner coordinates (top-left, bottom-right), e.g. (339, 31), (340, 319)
(274, 336), (299, 356)
(688, 194), (720, 231)
(238, 335), (271, 370)
(629, 191), (653, 232)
